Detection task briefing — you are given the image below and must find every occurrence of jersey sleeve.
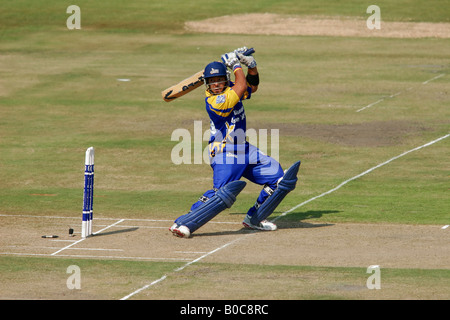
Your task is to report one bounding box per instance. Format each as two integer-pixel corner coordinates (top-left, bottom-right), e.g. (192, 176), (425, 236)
(243, 86), (252, 100)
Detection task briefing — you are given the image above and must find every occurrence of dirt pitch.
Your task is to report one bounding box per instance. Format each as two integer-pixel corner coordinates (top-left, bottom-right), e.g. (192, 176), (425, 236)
(0, 215), (450, 269)
(1, 212), (449, 300)
(1, 214), (448, 270)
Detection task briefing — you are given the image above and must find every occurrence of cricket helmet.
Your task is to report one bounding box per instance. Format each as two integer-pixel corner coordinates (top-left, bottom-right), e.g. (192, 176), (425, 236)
(203, 61), (230, 94)
(203, 61), (228, 80)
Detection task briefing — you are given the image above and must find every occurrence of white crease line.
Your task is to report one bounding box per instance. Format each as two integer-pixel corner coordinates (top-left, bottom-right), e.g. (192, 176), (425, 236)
(120, 233), (255, 300)
(0, 252), (191, 261)
(173, 236), (252, 272)
(0, 252), (60, 257)
(6, 246), (123, 252)
(50, 219), (124, 256)
(442, 225), (449, 230)
(0, 214), (77, 219)
(50, 238), (86, 256)
(94, 224), (166, 229)
(55, 254), (190, 261)
(61, 247), (125, 252)
(0, 214), (236, 224)
(175, 251), (208, 254)
(0, 214), (170, 221)
(273, 133), (450, 221)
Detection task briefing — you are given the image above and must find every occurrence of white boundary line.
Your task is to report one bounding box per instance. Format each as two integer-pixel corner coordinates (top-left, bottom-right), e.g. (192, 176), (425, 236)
(356, 97), (385, 112)
(422, 73), (445, 84)
(120, 234), (255, 300)
(273, 133), (449, 221)
(357, 73), (445, 112)
(120, 276), (168, 300)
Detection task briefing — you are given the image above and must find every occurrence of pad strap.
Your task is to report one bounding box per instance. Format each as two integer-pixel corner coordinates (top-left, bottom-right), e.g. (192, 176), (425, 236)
(175, 181), (246, 233)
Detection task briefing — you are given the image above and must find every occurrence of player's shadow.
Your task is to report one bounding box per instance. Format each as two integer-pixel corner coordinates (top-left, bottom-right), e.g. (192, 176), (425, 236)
(92, 227), (139, 237)
(194, 228), (258, 237)
(194, 210), (338, 237)
(275, 210), (338, 229)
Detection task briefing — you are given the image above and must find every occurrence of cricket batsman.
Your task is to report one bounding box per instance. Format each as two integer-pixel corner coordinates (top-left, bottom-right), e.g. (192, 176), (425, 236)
(170, 47), (301, 238)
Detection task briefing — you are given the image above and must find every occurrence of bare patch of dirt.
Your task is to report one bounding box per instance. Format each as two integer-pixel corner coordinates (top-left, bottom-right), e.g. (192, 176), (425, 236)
(185, 13), (450, 38)
(254, 120), (430, 147)
(201, 222), (450, 270)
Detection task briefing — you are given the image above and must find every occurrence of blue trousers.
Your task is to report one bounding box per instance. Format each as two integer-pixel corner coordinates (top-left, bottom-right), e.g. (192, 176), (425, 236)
(189, 142), (284, 216)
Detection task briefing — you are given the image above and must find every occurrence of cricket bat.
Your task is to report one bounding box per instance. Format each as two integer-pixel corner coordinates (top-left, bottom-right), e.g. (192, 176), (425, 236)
(161, 48), (255, 102)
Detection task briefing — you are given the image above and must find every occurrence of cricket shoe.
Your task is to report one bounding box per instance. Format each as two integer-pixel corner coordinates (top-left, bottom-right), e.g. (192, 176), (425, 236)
(169, 223), (191, 238)
(242, 215), (277, 231)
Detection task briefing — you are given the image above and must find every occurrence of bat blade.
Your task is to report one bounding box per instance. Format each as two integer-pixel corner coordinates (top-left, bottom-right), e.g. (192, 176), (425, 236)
(161, 70), (204, 102)
(161, 48), (255, 102)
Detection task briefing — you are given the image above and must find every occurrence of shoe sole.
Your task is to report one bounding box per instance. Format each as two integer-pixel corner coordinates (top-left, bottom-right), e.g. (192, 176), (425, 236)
(243, 221), (277, 231)
(169, 227), (188, 238)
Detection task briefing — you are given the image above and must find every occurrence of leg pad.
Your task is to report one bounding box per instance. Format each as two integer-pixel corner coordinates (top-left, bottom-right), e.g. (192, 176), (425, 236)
(250, 161), (300, 225)
(175, 180), (246, 233)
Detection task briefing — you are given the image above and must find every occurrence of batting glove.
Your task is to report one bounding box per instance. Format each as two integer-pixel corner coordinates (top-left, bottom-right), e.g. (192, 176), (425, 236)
(221, 52), (242, 71)
(234, 46), (248, 54)
(236, 53), (257, 69)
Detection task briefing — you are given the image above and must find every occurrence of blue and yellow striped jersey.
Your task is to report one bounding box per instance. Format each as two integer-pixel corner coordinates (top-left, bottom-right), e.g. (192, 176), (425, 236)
(205, 81), (252, 146)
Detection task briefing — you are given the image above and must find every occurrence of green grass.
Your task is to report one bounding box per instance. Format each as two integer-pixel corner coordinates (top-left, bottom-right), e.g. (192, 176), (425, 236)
(0, 0), (449, 300)
(275, 138), (450, 225)
(156, 263), (450, 300)
(1, 32), (448, 223)
(0, 256), (184, 299)
(1, 257), (448, 299)
(1, 8), (448, 220)
(1, 0), (448, 36)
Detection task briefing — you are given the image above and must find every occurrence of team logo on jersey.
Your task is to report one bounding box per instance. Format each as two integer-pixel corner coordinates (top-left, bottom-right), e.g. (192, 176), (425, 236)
(216, 95), (226, 104)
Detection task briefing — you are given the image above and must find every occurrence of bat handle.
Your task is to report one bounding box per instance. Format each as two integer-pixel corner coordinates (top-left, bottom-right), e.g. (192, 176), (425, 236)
(243, 48), (255, 56)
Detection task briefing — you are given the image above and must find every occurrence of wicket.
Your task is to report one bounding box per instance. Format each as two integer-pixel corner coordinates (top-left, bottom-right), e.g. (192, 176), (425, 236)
(82, 147), (95, 238)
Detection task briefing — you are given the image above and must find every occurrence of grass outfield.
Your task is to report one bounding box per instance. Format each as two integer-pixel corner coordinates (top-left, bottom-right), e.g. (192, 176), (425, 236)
(0, 0), (449, 301)
(1, 33), (448, 222)
(1, 257), (449, 300)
